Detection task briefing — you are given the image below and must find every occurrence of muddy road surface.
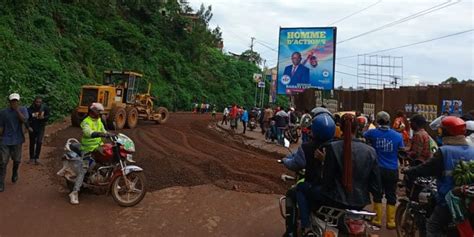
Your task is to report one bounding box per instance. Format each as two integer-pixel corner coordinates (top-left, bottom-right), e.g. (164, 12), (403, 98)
(0, 113), (289, 236)
(0, 113), (396, 236)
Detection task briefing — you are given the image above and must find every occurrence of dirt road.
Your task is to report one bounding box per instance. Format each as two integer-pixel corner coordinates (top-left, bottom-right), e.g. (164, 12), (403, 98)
(0, 113), (396, 236)
(0, 113), (289, 236)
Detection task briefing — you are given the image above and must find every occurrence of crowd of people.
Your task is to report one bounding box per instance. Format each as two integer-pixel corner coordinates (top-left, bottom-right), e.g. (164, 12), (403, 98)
(0, 93), (50, 192)
(268, 105), (474, 236)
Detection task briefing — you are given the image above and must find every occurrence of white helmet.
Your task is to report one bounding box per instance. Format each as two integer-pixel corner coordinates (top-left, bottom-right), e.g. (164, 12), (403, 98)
(90, 102), (104, 112)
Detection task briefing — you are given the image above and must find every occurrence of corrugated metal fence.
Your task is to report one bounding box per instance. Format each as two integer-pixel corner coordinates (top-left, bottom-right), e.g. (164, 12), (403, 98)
(294, 83), (474, 117)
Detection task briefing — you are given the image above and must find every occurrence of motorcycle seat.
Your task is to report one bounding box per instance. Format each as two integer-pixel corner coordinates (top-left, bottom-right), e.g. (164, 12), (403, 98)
(70, 143), (83, 156)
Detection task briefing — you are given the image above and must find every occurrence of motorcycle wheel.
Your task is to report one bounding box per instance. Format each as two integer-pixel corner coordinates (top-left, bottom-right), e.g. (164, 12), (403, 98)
(111, 172), (147, 207)
(396, 202), (422, 237)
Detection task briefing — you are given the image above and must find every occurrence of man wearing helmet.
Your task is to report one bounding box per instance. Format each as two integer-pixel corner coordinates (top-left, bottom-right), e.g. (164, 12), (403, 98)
(69, 102), (110, 205)
(364, 111), (405, 229)
(280, 107), (336, 236)
(405, 116), (474, 236)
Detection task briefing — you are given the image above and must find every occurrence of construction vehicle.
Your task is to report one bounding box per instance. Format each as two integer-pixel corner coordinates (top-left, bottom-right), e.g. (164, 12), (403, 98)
(71, 70), (169, 129)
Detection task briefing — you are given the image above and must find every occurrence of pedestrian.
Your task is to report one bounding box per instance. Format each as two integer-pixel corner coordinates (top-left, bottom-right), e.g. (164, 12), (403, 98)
(393, 110), (411, 147)
(222, 106), (229, 125)
(263, 106), (273, 138)
(211, 104), (217, 120)
(300, 109), (312, 143)
(229, 103), (238, 131)
(0, 93), (29, 192)
(241, 107), (249, 134)
(407, 114), (434, 163)
(364, 111), (405, 229)
(274, 109), (289, 145)
(27, 96), (50, 165)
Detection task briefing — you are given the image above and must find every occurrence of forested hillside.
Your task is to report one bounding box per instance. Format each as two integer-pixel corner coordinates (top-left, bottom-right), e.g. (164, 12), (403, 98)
(0, 0), (280, 120)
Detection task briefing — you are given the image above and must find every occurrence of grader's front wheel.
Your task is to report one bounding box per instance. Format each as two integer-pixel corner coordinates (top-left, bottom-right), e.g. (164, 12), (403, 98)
(155, 107), (169, 124)
(108, 107), (127, 129)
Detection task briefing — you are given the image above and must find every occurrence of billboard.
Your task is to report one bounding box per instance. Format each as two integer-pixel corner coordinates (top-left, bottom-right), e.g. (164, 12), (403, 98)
(277, 27), (337, 94)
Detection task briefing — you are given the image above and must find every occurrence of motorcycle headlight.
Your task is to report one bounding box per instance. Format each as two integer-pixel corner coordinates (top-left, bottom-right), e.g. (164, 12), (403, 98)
(126, 154), (136, 163)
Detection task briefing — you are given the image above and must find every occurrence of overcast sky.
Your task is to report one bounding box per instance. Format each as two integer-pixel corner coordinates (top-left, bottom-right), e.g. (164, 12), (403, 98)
(188, 0), (473, 88)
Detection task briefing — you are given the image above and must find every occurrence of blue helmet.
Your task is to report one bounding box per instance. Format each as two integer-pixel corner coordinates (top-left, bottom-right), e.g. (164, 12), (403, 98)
(311, 113), (336, 142)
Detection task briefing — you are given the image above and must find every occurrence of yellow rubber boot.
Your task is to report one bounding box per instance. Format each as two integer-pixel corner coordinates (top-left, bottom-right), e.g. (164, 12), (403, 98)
(386, 205), (397, 229)
(372, 202), (383, 227)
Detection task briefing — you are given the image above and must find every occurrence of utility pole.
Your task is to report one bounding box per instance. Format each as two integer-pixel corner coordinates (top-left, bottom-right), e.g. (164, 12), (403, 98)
(250, 37), (255, 52)
(260, 59), (266, 108)
(250, 37), (256, 64)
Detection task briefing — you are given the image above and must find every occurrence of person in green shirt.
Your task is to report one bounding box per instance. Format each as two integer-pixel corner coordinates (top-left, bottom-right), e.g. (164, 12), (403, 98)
(69, 102), (110, 205)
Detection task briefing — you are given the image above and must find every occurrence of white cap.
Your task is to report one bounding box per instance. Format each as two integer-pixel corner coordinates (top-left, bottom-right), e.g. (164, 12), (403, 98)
(466, 121), (474, 132)
(8, 93), (20, 101)
(90, 102), (105, 111)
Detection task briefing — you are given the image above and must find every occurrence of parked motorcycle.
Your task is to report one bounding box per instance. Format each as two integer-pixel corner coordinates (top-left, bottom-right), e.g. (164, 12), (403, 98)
(277, 142), (375, 236)
(57, 133), (146, 207)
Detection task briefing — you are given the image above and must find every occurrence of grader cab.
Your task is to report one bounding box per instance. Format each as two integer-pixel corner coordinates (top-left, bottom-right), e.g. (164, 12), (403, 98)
(71, 71), (169, 129)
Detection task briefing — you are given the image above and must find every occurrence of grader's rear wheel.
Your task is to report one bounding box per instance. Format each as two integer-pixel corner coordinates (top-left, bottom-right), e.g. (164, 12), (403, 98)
(155, 107), (169, 124)
(108, 107), (127, 129)
(125, 107), (139, 129)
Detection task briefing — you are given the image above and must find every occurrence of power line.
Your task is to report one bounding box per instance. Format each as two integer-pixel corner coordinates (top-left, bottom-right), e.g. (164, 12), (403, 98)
(338, 0), (459, 44)
(255, 39), (278, 52)
(338, 28), (474, 59)
(326, 0), (382, 26)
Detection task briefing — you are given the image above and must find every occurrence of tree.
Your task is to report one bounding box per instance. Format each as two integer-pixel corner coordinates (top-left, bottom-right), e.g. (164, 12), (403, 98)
(441, 77), (459, 84)
(239, 49), (262, 65)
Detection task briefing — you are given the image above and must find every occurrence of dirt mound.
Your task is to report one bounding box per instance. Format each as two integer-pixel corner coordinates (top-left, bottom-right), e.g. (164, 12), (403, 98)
(47, 113), (289, 194)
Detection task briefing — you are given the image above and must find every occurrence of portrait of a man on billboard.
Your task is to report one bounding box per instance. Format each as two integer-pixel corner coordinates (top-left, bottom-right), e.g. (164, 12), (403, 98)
(282, 52), (310, 85)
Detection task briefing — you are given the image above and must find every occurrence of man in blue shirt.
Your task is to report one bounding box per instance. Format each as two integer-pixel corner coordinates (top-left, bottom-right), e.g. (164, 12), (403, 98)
(0, 93), (29, 192)
(364, 111), (404, 229)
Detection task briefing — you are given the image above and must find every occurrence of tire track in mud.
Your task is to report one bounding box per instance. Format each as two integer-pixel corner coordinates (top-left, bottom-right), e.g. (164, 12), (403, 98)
(49, 113), (289, 194)
(142, 124), (284, 193)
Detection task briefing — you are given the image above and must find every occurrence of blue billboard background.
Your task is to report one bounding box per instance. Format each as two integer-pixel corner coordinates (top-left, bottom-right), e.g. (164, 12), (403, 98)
(277, 27), (336, 94)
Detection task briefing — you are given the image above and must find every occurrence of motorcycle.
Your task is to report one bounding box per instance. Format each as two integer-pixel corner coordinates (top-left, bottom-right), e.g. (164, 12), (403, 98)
(248, 117), (257, 131)
(396, 151), (437, 237)
(57, 133), (147, 207)
(278, 141), (375, 236)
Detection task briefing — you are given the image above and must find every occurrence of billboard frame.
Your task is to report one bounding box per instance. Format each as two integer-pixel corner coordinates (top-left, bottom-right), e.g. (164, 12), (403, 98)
(276, 26), (337, 95)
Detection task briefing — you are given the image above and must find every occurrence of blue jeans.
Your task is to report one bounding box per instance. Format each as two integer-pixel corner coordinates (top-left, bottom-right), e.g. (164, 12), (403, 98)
(296, 182), (323, 228)
(277, 127), (285, 145)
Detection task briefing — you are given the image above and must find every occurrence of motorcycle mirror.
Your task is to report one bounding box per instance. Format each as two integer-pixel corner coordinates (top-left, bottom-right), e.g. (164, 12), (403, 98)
(284, 139), (290, 148)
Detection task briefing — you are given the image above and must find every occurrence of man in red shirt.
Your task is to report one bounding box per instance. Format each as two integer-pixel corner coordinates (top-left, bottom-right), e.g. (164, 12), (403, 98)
(229, 103), (239, 131)
(408, 114), (433, 162)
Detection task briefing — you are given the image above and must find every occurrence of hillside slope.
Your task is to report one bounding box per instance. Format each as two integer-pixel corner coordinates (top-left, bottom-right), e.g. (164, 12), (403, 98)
(0, 1), (263, 119)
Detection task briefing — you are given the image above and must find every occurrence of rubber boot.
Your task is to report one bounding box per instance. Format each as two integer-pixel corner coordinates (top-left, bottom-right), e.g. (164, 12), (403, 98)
(372, 202), (383, 227)
(386, 204), (397, 229)
(12, 162), (19, 183)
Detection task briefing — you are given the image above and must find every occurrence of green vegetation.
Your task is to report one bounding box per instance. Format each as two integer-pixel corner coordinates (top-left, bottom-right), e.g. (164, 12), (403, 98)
(0, 1), (286, 120)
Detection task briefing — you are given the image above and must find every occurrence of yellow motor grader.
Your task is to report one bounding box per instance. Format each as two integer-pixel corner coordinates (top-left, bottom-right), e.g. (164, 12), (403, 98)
(71, 70), (169, 129)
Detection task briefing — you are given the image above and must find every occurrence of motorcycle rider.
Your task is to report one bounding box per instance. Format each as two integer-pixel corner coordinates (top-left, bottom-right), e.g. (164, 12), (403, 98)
(404, 116), (474, 236)
(281, 114), (381, 236)
(364, 111), (405, 229)
(281, 107), (335, 237)
(318, 114), (381, 211)
(69, 102), (110, 205)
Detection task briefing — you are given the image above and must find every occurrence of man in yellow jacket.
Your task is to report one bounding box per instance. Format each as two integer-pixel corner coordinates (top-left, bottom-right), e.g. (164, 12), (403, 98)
(69, 102), (109, 205)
